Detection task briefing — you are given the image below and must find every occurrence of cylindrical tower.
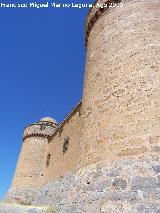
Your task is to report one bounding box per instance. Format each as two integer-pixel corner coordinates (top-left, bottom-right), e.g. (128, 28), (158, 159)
(81, 0), (160, 166)
(6, 117), (57, 203)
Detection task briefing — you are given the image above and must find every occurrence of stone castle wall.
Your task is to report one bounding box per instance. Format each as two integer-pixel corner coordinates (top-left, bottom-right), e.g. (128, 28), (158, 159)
(42, 102), (82, 185)
(4, 0), (160, 211)
(33, 155), (160, 213)
(5, 102), (82, 203)
(11, 137), (48, 190)
(81, 0), (160, 166)
(10, 119), (57, 191)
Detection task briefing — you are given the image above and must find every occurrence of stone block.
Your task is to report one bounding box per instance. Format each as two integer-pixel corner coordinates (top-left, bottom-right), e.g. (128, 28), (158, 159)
(131, 176), (158, 191)
(112, 178), (127, 190)
(153, 165), (160, 174)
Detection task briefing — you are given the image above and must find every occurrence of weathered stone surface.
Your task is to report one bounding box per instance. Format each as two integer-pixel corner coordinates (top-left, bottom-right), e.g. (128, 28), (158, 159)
(136, 203), (160, 213)
(96, 179), (110, 191)
(0, 203), (54, 213)
(109, 190), (139, 203)
(153, 165), (160, 174)
(131, 176), (158, 191)
(4, 157), (160, 212)
(5, 188), (38, 205)
(30, 157), (160, 212)
(107, 169), (120, 177)
(112, 178), (127, 190)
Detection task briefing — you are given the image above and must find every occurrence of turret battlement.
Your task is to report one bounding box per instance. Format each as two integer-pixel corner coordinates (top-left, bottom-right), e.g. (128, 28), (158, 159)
(23, 117), (58, 141)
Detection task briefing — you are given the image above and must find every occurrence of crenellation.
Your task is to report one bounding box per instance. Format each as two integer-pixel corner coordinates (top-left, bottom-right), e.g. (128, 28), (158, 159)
(23, 118), (58, 142)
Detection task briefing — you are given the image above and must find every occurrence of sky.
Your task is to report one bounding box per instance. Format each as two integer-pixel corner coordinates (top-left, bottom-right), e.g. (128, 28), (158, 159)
(0, 0), (93, 199)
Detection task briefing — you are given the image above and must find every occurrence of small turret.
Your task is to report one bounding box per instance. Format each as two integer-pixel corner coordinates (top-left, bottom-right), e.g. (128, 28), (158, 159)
(23, 117), (58, 142)
(6, 117), (57, 203)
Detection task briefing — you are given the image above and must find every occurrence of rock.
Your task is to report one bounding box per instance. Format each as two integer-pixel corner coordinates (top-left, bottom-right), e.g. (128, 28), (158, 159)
(135, 203), (160, 213)
(96, 179), (110, 191)
(153, 165), (160, 174)
(131, 176), (158, 191)
(109, 191), (139, 202)
(6, 157), (160, 212)
(0, 203), (52, 213)
(107, 169), (120, 177)
(112, 178), (127, 190)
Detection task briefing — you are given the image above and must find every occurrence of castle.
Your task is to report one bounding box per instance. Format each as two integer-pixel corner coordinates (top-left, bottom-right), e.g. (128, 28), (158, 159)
(4, 0), (160, 212)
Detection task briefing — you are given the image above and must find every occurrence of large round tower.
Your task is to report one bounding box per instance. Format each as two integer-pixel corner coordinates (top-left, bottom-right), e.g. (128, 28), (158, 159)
(6, 117), (57, 203)
(81, 0), (160, 166)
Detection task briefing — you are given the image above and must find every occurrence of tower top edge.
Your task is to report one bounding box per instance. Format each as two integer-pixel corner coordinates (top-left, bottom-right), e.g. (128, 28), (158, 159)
(40, 117), (57, 124)
(23, 117), (58, 141)
(85, 0), (121, 46)
(24, 117), (58, 129)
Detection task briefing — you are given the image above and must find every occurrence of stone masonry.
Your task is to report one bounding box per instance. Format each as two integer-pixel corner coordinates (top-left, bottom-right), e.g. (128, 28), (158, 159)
(3, 0), (160, 212)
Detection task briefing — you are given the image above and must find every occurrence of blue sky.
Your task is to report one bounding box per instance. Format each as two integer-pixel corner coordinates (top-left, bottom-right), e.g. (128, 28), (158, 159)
(0, 0), (93, 198)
